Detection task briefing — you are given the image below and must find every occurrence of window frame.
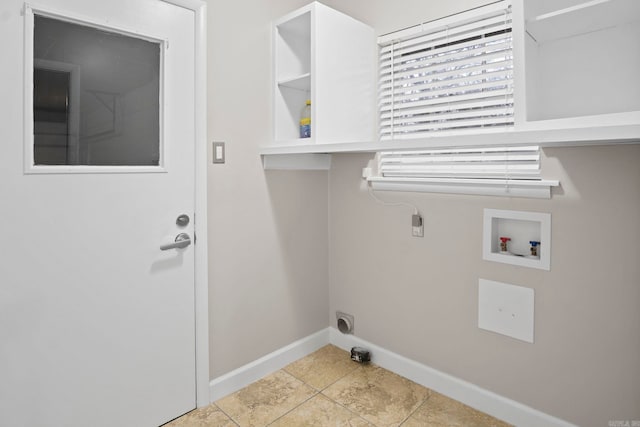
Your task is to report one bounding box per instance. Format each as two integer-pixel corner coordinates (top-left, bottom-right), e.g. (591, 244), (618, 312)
(24, 3), (168, 174)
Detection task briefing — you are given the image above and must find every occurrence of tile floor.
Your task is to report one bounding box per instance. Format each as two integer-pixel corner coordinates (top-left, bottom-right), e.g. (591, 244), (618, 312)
(165, 345), (511, 427)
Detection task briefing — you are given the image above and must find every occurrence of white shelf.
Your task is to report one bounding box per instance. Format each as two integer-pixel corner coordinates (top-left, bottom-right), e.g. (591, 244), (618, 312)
(259, 122), (640, 155)
(483, 209), (551, 271)
(526, 0), (640, 43)
(277, 73), (310, 91)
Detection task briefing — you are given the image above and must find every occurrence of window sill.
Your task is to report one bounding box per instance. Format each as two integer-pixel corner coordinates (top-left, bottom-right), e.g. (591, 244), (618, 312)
(367, 177), (560, 199)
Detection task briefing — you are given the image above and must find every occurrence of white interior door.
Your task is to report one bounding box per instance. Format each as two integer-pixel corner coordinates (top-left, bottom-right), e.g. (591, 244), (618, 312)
(0, 1), (199, 426)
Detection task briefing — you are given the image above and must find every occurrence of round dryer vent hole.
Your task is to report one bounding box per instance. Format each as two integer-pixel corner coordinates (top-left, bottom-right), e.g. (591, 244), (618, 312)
(336, 311), (354, 334)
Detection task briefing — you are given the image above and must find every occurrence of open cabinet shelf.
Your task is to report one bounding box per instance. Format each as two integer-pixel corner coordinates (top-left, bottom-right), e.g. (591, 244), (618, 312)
(278, 73), (310, 91)
(520, 0), (640, 124)
(262, 0), (640, 164)
(271, 2), (376, 147)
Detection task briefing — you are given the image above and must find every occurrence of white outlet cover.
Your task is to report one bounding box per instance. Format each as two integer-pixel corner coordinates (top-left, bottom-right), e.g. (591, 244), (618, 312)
(478, 279), (534, 343)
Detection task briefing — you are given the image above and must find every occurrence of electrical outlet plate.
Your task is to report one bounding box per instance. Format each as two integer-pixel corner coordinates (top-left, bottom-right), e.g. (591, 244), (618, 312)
(478, 279), (534, 343)
(412, 214), (423, 237)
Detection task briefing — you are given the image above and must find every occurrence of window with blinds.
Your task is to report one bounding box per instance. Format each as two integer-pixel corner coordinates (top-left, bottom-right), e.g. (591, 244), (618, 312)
(378, 146), (540, 180)
(378, 1), (513, 140)
(367, 145), (559, 198)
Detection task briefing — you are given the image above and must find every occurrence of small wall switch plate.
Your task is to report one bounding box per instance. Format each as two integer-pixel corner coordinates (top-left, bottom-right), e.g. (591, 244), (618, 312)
(412, 214), (423, 237)
(478, 279), (534, 343)
(212, 142), (225, 164)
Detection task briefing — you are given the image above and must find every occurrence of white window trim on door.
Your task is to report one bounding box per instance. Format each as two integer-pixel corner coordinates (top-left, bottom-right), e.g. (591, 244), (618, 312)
(24, 2), (169, 174)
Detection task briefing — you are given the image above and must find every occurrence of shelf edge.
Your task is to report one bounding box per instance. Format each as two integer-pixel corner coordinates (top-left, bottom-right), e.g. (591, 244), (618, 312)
(259, 125), (640, 155)
(529, 0), (610, 23)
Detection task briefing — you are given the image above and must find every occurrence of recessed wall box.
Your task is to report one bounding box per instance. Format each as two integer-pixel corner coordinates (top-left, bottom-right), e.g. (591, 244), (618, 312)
(483, 209), (551, 270)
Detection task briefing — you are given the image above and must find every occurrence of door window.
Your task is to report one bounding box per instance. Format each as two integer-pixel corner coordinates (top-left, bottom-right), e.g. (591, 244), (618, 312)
(32, 15), (162, 167)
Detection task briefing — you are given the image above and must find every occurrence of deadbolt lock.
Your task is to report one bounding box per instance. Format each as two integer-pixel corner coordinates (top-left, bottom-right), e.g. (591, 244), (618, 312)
(176, 214), (190, 227)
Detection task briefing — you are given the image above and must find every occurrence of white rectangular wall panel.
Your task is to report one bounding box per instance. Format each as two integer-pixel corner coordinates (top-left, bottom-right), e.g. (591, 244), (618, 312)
(478, 279), (534, 343)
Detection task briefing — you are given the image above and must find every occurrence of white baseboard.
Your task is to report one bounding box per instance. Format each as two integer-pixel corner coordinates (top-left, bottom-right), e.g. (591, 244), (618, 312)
(208, 328), (329, 402)
(208, 327), (574, 426)
(329, 328), (575, 427)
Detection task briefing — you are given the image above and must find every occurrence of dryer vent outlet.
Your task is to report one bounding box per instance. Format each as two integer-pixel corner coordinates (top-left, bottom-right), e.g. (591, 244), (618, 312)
(336, 311), (354, 334)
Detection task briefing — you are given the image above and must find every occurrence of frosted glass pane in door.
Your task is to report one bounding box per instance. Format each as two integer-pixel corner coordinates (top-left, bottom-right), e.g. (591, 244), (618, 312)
(33, 15), (161, 166)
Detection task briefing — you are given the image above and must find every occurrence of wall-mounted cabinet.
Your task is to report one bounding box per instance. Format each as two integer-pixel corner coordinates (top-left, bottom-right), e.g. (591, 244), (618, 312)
(273, 2), (376, 147)
(262, 0), (640, 160)
(515, 0), (640, 131)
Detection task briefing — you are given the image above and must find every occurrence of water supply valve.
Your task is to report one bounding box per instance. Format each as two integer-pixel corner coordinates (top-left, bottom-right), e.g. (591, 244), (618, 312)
(529, 241), (540, 258)
(499, 237), (511, 253)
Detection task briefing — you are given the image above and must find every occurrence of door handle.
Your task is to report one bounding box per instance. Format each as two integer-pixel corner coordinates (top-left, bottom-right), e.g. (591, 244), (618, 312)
(160, 233), (191, 251)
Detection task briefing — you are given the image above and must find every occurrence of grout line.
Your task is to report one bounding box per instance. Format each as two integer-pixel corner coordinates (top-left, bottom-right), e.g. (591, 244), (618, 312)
(212, 403), (241, 427)
(397, 395), (431, 426)
(317, 363), (362, 393)
(318, 390), (379, 427)
(282, 345), (362, 393)
(265, 390), (320, 426)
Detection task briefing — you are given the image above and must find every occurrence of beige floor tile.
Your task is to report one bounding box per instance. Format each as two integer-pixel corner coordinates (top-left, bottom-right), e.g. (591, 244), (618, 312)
(322, 364), (431, 427)
(284, 345), (359, 390)
(270, 393), (372, 427)
(215, 370), (316, 427)
(163, 404), (237, 427)
(401, 391), (512, 427)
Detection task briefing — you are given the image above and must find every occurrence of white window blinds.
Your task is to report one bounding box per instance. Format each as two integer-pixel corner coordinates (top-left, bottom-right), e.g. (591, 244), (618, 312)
(379, 146), (540, 180)
(368, 145), (559, 199)
(378, 1), (514, 140)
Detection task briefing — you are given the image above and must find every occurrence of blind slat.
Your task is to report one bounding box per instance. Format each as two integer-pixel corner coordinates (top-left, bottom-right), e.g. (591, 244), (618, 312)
(380, 89), (513, 116)
(378, 0), (510, 45)
(380, 50), (513, 85)
(380, 13), (512, 54)
(382, 146), (540, 155)
(379, 49), (513, 87)
(380, 80), (513, 106)
(379, 31), (512, 68)
(380, 105), (514, 128)
(379, 1), (513, 140)
(380, 68), (513, 99)
(380, 95), (513, 121)
(379, 116), (514, 137)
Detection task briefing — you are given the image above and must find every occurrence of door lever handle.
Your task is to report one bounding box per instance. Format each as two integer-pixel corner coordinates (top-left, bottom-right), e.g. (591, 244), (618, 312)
(160, 233), (191, 251)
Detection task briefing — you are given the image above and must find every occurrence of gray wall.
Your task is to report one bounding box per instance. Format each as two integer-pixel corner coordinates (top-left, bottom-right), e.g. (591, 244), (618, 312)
(207, 1), (640, 426)
(329, 147), (640, 427)
(206, 0), (329, 378)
